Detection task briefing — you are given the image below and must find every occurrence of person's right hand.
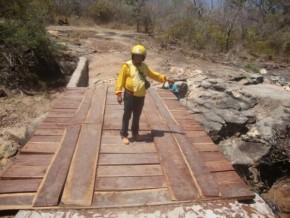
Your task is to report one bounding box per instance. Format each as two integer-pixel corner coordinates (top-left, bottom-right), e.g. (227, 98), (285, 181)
(117, 95), (122, 104)
(167, 78), (175, 84)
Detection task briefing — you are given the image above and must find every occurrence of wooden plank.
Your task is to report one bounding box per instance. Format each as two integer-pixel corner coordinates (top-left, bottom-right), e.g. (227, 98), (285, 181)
(205, 160), (234, 172)
(104, 108), (124, 114)
(50, 108), (76, 113)
(153, 133), (199, 200)
(104, 113), (123, 120)
(0, 179), (42, 194)
(179, 124), (203, 131)
(156, 90), (175, 97)
(47, 112), (75, 118)
(173, 115), (196, 121)
(101, 130), (122, 136)
(59, 97), (83, 102)
(185, 130), (212, 138)
(61, 124), (102, 206)
(53, 103), (80, 109)
(187, 131), (213, 143)
(100, 144), (156, 154)
(219, 182), (255, 200)
(170, 110), (194, 116)
(144, 94), (199, 201)
(200, 152), (226, 162)
(28, 135), (63, 143)
(54, 98), (81, 103)
(38, 123), (69, 128)
(161, 97), (178, 100)
(107, 87), (115, 92)
(85, 86), (107, 123)
(0, 193), (34, 209)
(13, 154), (53, 166)
(105, 104), (123, 110)
(98, 153), (159, 165)
(163, 99), (185, 109)
(101, 136), (153, 145)
(54, 99), (82, 103)
(70, 88), (95, 124)
(149, 89), (220, 198)
(1, 166), (47, 179)
(33, 125), (81, 207)
(95, 176), (166, 191)
(102, 130), (151, 137)
(213, 171), (243, 185)
(34, 128), (65, 136)
(106, 95), (117, 100)
(21, 142), (59, 154)
(93, 189), (171, 207)
(106, 101), (121, 105)
(97, 165), (163, 177)
(44, 117), (71, 123)
(192, 143), (219, 152)
(102, 122), (151, 131)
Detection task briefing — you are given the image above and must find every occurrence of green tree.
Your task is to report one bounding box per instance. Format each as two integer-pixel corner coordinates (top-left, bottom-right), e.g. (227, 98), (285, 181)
(123, 0), (147, 32)
(0, 0), (67, 91)
(0, 0), (55, 55)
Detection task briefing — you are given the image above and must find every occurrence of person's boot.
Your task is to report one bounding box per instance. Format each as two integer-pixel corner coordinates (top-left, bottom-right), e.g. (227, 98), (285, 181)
(133, 134), (143, 142)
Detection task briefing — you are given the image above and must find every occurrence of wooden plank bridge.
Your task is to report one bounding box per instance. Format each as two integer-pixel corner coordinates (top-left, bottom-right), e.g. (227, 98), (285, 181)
(0, 86), (255, 210)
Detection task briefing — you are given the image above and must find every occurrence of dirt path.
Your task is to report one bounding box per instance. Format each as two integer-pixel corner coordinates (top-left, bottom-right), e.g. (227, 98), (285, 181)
(51, 25), (208, 86)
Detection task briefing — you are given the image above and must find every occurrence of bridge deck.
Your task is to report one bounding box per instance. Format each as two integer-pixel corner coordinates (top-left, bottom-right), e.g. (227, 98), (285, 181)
(0, 86), (254, 210)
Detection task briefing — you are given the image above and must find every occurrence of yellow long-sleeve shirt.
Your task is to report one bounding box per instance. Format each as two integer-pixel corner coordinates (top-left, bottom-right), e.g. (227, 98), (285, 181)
(115, 61), (167, 97)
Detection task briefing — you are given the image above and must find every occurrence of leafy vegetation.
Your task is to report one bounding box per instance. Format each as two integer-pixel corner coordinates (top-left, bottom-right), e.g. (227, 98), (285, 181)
(0, 0), (289, 91)
(0, 0), (66, 91)
(0, 0), (55, 54)
(243, 62), (260, 74)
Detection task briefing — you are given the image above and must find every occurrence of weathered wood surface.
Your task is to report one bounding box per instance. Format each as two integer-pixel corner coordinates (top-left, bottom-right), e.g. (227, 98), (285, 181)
(143, 93), (199, 200)
(155, 88), (255, 200)
(61, 87), (107, 206)
(0, 86), (255, 211)
(149, 89), (220, 198)
(32, 125), (81, 207)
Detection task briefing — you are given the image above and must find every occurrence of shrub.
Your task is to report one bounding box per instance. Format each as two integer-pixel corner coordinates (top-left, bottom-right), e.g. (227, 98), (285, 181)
(0, 0), (66, 91)
(0, 0), (56, 56)
(208, 24), (227, 52)
(243, 62), (260, 74)
(88, 0), (115, 23)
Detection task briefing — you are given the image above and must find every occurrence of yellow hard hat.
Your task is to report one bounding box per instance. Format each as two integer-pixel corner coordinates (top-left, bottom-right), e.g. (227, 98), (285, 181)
(131, 45), (146, 57)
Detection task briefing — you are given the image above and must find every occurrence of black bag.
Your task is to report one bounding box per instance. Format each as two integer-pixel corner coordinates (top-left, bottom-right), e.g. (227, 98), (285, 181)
(137, 66), (151, 89)
(178, 82), (188, 98)
(145, 79), (151, 89)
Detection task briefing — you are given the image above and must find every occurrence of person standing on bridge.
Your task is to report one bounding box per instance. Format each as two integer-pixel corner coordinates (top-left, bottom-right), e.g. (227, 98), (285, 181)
(115, 44), (174, 145)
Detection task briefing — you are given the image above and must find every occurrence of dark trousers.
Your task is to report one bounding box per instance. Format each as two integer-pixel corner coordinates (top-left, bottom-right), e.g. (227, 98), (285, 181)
(120, 91), (145, 137)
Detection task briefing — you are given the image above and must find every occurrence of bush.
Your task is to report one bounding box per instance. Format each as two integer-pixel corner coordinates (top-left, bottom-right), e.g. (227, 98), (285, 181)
(243, 62), (260, 74)
(0, 0), (56, 56)
(0, 0), (66, 91)
(208, 24), (227, 52)
(88, 0), (115, 23)
(164, 19), (204, 48)
(245, 21), (289, 60)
